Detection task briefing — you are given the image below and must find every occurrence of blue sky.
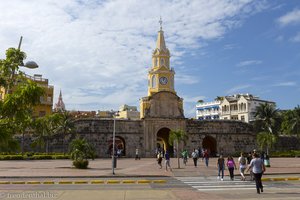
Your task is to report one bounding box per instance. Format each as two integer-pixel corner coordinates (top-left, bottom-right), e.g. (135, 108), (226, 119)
(0, 0), (299, 118)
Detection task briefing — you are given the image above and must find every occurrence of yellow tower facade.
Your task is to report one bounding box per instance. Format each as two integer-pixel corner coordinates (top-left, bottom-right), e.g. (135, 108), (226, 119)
(140, 20), (184, 119)
(148, 22), (175, 96)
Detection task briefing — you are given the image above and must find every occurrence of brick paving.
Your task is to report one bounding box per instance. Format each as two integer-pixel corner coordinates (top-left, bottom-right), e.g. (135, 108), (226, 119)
(0, 157), (299, 178)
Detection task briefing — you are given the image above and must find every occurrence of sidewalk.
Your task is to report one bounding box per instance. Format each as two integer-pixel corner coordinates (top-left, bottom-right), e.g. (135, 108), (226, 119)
(0, 157), (299, 178)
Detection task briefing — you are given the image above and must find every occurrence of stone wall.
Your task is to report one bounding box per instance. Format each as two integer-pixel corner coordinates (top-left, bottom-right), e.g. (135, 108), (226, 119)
(185, 120), (256, 156)
(274, 135), (300, 151)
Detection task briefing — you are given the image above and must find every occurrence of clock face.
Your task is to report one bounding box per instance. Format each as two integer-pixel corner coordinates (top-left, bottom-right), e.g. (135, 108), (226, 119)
(159, 76), (168, 85)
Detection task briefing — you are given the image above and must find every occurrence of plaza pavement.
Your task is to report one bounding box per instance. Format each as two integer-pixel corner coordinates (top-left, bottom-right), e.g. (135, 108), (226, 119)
(0, 157), (299, 178)
(0, 157), (299, 200)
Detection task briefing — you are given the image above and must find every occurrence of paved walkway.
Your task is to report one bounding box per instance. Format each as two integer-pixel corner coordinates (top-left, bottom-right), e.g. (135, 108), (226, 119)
(0, 157), (299, 178)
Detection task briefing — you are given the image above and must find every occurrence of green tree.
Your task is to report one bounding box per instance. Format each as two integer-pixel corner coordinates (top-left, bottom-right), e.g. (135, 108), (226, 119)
(254, 103), (280, 155)
(69, 137), (95, 169)
(0, 80), (44, 153)
(0, 47), (44, 152)
(32, 113), (61, 153)
(56, 111), (75, 154)
(281, 106), (300, 137)
(168, 129), (188, 169)
(0, 47), (26, 90)
(214, 96), (224, 101)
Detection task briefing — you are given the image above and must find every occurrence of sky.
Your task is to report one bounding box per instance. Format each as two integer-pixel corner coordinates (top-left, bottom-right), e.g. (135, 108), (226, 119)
(0, 0), (299, 118)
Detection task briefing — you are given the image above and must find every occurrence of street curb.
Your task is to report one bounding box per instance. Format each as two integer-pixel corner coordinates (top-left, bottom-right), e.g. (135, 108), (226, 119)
(0, 179), (168, 185)
(262, 177), (300, 181)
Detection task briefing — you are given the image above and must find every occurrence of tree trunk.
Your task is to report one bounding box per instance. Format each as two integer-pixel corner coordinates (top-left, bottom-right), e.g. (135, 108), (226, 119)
(21, 132), (24, 156)
(177, 142), (180, 169)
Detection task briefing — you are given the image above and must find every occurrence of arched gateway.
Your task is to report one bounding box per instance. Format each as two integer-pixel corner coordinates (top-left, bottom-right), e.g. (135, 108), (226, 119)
(202, 136), (217, 156)
(156, 128), (173, 155)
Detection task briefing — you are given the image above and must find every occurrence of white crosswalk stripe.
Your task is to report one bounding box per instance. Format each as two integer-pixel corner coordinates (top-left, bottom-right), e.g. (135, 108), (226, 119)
(175, 177), (259, 191)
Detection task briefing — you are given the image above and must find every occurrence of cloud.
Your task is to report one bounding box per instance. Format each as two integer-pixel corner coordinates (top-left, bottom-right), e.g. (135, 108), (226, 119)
(236, 60), (262, 67)
(277, 9), (300, 26)
(291, 32), (300, 42)
(0, 0), (266, 112)
(226, 85), (252, 94)
(272, 82), (297, 87)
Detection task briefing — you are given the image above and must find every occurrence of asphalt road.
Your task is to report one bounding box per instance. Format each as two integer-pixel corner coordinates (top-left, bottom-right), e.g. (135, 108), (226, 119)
(1, 176), (299, 200)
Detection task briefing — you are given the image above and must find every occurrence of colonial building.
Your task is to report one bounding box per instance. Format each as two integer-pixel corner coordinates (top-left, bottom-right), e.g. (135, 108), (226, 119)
(116, 104), (140, 120)
(220, 94), (275, 122)
(196, 94), (275, 123)
(196, 100), (221, 120)
(0, 73), (54, 117)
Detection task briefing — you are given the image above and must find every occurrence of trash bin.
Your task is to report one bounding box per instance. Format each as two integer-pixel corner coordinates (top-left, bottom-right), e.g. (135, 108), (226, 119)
(264, 155), (270, 167)
(113, 156), (117, 168)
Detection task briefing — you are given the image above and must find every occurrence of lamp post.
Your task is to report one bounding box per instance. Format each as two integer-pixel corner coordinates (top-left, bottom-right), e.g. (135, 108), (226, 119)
(112, 111), (119, 175)
(6, 36), (38, 95)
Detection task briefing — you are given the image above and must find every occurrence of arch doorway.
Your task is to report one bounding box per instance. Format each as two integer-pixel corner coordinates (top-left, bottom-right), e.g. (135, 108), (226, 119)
(157, 128), (173, 156)
(108, 136), (126, 157)
(202, 136), (217, 156)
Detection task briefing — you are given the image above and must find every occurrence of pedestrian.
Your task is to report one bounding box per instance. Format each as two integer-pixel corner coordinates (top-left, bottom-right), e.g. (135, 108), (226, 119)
(182, 149), (188, 166)
(157, 151), (163, 169)
(246, 152), (266, 194)
(165, 151), (172, 172)
(203, 149), (209, 167)
(135, 148), (140, 160)
(217, 155), (225, 181)
(238, 152), (247, 181)
(226, 155), (237, 180)
(191, 149), (198, 167)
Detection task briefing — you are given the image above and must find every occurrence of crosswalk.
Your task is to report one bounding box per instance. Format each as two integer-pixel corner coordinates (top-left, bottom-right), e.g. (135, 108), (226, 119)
(175, 177), (260, 192)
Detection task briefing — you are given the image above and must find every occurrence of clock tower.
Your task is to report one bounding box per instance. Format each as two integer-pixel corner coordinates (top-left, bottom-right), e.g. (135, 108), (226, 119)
(140, 19), (184, 119)
(147, 18), (175, 96)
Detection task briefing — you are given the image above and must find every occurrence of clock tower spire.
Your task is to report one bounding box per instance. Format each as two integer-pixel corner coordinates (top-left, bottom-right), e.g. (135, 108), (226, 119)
(148, 18), (175, 96)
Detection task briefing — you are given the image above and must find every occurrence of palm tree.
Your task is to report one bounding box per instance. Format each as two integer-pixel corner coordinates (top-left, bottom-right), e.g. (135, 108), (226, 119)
(214, 96), (224, 101)
(256, 131), (277, 155)
(254, 103), (279, 155)
(69, 137), (96, 169)
(32, 113), (61, 153)
(168, 129), (189, 169)
(282, 106), (300, 137)
(57, 111), (75, 154)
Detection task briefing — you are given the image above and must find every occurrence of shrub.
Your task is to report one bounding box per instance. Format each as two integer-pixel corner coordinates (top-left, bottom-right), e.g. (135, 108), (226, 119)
(73, 160), (89, 169)
(53, 155), (70, 159)
(0, 155), (24, 160)
(31, 155), (53, 160)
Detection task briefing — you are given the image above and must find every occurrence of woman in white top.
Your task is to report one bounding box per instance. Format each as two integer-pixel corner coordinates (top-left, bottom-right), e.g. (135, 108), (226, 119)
(247, 153), (266, 194)
(238, 152), (247, 181)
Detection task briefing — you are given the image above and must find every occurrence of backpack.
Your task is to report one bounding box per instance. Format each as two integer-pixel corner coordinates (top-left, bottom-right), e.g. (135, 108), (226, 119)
(240, 157), (246, 165)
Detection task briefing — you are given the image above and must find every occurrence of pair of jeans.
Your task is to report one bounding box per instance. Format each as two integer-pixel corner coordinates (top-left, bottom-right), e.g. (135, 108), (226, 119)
(228, 167), (234, 180)
(218, 166), (224, 178)
(193, 158), (197, 166)
(205, 158), (209, 167)
(253, 172), (263, 190)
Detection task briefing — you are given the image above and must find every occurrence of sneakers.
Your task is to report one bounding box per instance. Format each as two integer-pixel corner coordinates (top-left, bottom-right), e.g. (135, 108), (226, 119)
(261, 187), (263, 193)
(221, 178), (224, 181)
(217, 176), (220, 180)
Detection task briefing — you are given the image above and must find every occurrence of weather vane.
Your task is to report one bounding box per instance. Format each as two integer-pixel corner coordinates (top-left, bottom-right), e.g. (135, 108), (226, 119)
(159, 16), (163, 30)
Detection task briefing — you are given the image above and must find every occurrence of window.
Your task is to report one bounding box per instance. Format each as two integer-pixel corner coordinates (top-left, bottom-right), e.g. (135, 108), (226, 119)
(161, 58), (164, 65)
(241, 115), (245, 122)
(151, 75), (156, 88)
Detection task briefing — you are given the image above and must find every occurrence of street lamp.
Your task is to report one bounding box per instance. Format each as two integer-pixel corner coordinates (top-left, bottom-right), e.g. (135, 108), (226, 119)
(112, 111), (119, 175)
(6, 36), (39, 95)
